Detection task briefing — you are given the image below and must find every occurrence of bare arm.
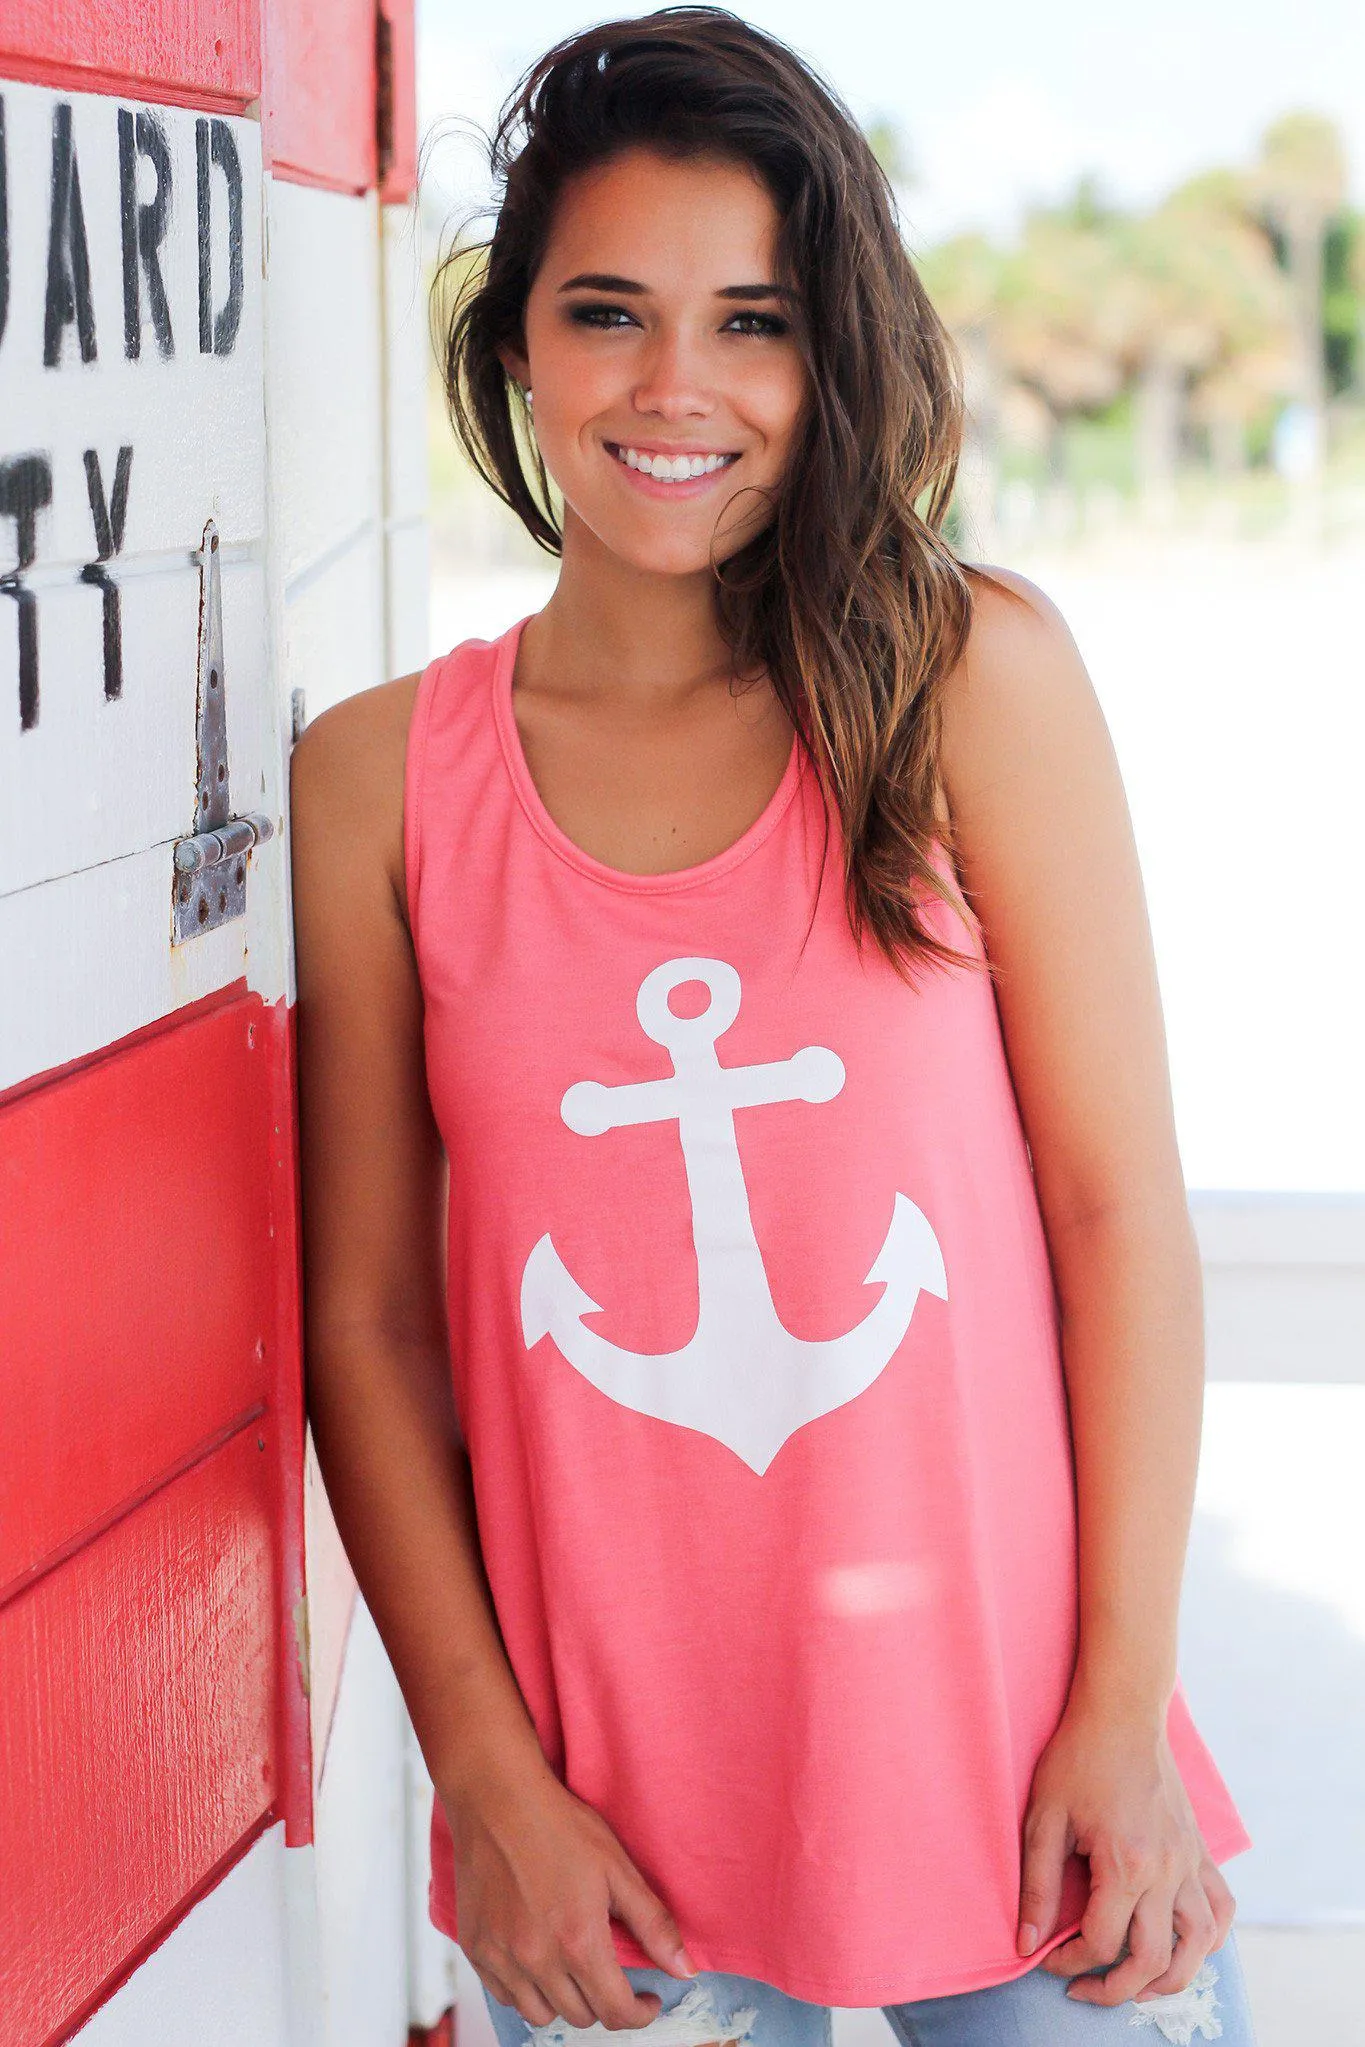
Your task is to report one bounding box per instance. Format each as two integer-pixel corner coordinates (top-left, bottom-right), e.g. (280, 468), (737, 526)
(289, 683), (694, 2027)
(939, 571), (1234, 2003)
(290, 680), (542, 1800)
(941, 573), (1201, 1723)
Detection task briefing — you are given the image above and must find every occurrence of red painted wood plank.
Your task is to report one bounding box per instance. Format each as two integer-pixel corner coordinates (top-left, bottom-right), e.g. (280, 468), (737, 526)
(378, 0), (416, 203)
(0, 987), (313, 1860)
(409, 2014), (454, 2047)
(0, 1431), (277, 2047)
(1, 0), (414, 195)
(267, 997), (314, 1844)
(0, 993), (286, 1593)
(0, 0), (259, 108)
(263, 0), (376, 195)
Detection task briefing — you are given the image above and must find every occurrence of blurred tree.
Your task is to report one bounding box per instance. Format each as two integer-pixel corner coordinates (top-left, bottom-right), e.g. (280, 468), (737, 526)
(924, 204), (1128, 497)
(865, 114), (919, 254)
(1120, 174), (1295, 498)
(865, 114), (914, 191)
(920, 161), (1301, 512)
(1253, 113), (1349, 466)
(1322, 209), (1363, 397)
(919, 234), (1008, 553)
(992, 207), (1128, 453)
(1060, 171), (1121, 233)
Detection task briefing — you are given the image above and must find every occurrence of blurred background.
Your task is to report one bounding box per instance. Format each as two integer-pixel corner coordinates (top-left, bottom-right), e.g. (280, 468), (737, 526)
(407, 5), (1365, 2045)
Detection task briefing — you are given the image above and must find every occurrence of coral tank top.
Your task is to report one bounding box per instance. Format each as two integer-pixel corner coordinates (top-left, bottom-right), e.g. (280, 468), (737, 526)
(406, 616), (1251, 2008)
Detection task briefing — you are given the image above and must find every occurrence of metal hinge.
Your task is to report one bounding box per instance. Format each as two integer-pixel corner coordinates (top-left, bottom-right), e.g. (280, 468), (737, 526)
(172, 519), (273, 943)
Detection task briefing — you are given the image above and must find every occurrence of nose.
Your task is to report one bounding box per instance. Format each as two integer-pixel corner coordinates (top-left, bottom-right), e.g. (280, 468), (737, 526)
(630, 326), (715, 424)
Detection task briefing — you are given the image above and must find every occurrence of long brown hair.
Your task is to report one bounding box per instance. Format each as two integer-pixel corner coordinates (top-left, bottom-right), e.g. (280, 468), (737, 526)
(435, 6), (985, 984)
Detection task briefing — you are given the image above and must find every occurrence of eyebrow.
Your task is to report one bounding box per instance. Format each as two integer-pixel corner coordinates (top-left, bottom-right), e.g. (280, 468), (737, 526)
(557, 272), (798, 304)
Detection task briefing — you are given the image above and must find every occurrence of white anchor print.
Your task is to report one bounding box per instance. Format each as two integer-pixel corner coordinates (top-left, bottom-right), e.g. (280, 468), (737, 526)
(521, 957), (949, 1475)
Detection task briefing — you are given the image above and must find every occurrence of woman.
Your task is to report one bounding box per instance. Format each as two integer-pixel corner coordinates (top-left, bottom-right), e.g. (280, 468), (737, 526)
(289, 10), (1258, 2044)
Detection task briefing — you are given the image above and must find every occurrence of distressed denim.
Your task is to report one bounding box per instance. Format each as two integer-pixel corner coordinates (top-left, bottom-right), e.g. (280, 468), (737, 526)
(480, 1927), (1258, 2047)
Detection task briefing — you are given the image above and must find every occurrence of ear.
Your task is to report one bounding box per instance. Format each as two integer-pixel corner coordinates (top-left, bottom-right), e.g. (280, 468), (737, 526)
(496, 342), (530, 392)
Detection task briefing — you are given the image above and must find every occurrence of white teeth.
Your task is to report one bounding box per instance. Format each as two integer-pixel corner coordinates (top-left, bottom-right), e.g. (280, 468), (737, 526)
(611, 445), (735, 481)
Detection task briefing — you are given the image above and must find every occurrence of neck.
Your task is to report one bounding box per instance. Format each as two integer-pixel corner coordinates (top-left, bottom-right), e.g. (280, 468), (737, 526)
(522, 507), (750, 711)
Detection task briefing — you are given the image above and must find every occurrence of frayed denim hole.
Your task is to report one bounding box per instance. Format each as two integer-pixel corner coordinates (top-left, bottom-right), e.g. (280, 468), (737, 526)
(526, 1983), (759, 2047)
(1126, 1957), (1223, 2044)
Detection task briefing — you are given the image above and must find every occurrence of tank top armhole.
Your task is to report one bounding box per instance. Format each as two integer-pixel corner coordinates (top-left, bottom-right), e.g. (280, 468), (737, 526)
(402, 652), (445, 966)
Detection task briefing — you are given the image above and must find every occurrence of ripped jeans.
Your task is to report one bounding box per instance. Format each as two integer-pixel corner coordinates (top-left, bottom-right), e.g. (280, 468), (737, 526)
(479, 1929), (1258, 2047)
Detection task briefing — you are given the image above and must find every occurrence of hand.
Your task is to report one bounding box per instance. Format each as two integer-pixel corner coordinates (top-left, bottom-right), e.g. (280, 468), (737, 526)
(443, 1756), (698, 2029)
(1016, 1705), (1237, 2008)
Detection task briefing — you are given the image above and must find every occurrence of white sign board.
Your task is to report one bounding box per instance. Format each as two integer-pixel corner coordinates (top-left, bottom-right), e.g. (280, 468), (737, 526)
(0, 83), (281, 1084)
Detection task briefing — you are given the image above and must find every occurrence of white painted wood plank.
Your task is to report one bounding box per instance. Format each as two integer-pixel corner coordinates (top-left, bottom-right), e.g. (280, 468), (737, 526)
(385, 518), (431, 679)
(2, 558), (270, 896)
(0, 81), (284, 1084)
(78, 1827), (293, 2047)
(311, 1599), (411, 2047)
(0, 832), (288, 1090)
(264, 182), (383, 590)
(304, 1431), (359, 1795)
(456, 1945), (504, 2047)
(380, 196), (431, 684)
(381, 200), (430, 528)
(284, 533), (386, 724)
(406, 1721), (460, 2030)
(0, 84), (265, 569)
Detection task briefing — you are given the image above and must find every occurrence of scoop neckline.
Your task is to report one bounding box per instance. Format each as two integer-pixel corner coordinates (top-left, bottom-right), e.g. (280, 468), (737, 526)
(491, 612), (806, 896)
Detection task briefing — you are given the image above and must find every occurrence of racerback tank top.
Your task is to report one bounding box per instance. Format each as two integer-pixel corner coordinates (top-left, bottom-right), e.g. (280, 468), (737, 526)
(405, 616), (1251, 2008)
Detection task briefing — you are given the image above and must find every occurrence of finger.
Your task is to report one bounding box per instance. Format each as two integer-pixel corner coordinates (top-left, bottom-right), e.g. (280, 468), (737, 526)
(1200, 1859), (1238, 1948)
(1066, 1888), (1175, 2008)
(1040, 1867), (1141, 1980)
(536, 1967), (599, 2031)
(569, 1935), (667, 2031)
(495, 1965), (559, 2029)
(606, 1858), (697, 1978)
(1017, 1805), (1070, 1957)
(1132, 1877), (1220, 2001)
(474, 1964), (522, 2017)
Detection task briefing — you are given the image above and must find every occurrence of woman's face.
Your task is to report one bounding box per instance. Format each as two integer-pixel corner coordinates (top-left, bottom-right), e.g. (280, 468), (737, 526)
(505, 147), (810, 578)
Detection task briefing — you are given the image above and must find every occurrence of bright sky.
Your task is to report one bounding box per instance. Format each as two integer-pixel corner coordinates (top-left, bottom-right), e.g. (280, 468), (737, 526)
(417, 0), (1365, 248)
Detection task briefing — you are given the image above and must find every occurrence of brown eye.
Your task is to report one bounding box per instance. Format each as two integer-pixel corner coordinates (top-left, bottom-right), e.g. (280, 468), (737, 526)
(569, 303), (638, 328)
(725, 311), (791, 337)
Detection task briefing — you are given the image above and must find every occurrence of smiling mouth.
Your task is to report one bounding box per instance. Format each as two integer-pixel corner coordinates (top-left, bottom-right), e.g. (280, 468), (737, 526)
(604, 441), (741, 482)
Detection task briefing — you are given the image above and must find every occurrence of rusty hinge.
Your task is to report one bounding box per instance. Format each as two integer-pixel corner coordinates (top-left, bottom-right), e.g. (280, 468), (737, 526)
(171, 520), (273, 944)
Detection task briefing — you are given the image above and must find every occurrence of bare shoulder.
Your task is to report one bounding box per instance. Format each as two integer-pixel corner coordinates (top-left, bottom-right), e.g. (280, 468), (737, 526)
(930, 570), (1184, 1232)
(961, 563), (1080, 658)
(289, 672), (424, 918)
(939, 563), (1105, 808)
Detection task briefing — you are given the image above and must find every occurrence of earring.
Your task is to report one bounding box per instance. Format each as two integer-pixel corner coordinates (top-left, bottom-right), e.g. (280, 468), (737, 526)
(524, 388), (534, 407)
